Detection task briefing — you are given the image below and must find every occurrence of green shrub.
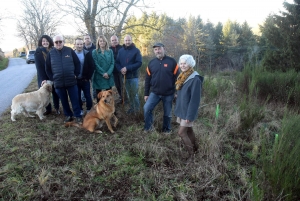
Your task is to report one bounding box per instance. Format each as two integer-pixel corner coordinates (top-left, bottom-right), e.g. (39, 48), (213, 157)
(0, 57), (9, 71)
(203, 75), (232, 101)
(236, 64), (300, 107)
(239, 95), (265, 131)
(262, 114), (300, 200)
(255, 70), (300, 106)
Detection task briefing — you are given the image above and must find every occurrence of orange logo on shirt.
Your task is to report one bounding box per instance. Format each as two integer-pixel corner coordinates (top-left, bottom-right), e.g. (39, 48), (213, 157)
(164, 64), (168, 67)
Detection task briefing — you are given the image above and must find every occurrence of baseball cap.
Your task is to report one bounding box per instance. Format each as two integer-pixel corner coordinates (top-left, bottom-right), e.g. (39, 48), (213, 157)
(153, 42), (164, 48)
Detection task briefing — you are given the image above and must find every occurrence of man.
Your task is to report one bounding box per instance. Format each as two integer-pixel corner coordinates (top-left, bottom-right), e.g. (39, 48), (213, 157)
(83, 34), (96, 52)
(116, 35), (142, 114)
(83, 34), (96, 100)
(74, 38), (95, 115)
(109, 35), (123, 103)
(143, 42), (179, 133)
(45, 35), (82, 123)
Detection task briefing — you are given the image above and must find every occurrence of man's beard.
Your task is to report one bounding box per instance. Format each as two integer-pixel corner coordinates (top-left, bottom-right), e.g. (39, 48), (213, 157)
(156, 54), (163, 59)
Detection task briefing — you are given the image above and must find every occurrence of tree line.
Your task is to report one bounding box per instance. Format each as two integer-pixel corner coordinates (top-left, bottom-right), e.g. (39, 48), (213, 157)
(15, 0), (300, 72)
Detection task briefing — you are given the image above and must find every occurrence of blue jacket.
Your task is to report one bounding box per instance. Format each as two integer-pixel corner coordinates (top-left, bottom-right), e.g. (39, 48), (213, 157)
(116, 43), (142, 79)
(174, 71), (204, 122)
(45, 46), (81, 88)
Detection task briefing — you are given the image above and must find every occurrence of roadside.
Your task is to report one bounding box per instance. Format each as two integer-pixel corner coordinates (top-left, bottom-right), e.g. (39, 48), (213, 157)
(0, 58), (36, 117)
(0, 57), (9, 71)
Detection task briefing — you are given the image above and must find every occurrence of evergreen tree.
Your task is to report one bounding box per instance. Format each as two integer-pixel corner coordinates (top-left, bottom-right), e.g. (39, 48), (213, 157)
(260, 0), (300, 71)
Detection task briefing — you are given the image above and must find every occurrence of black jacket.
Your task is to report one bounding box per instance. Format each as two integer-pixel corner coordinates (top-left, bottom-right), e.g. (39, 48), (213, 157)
(144, 55), (179, 96)
(45, 46), (81, 88)
(80, 50), (95, 80)
(109, 44), (122, 73)
(34, 47), (50, 87)
(84, 43), (96, 52)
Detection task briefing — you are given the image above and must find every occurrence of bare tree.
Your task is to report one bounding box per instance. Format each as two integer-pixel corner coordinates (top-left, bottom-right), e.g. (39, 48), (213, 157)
(58, 0), (152, 43)
(17, 0), (62, 50)
(0, 15), (2, 39)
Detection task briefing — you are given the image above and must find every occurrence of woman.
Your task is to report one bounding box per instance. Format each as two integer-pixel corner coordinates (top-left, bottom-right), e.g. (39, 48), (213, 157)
(174, 54), (204, 163)
(34, 35), (60, 115)
(92, 35), (115, 102)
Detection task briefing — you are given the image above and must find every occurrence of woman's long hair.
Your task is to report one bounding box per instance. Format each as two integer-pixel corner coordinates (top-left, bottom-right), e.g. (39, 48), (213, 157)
(37, 35), (54, 48)
(95, 35), (109, 51)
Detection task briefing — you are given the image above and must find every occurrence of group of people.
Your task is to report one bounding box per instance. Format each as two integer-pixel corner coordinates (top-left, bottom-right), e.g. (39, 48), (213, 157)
(34, 33), (204, 162)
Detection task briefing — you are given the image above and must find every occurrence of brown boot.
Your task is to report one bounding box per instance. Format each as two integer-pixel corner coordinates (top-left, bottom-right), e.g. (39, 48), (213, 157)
(179, 126), (195, 163)
(187, 127), (198, 153)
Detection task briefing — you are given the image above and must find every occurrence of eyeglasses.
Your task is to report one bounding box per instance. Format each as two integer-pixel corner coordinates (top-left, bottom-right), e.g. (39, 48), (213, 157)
(55, 41), (63, 44)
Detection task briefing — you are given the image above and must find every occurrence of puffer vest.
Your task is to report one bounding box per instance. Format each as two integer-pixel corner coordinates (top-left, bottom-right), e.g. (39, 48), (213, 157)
(49, 47), (77, 88)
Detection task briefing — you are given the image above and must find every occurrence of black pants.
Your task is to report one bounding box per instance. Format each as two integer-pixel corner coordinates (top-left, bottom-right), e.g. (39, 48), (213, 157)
(113, 72), (123, 99)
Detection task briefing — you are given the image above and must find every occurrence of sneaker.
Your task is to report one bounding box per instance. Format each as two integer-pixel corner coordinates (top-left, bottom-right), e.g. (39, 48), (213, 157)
(64, 116), (73, 123)
(55, 109), (61, 115)
(80, 110), (84, 116)
(75, 117), (83, 124)
(143, 128), (156, 134)
(162, 130), (172, 135)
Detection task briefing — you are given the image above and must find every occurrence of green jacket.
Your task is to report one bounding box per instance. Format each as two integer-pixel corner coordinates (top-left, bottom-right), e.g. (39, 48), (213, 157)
(92, 49), (115, 90)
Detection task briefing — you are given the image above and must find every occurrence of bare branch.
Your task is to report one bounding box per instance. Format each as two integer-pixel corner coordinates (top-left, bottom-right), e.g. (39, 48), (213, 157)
(17, 0), (62, 49)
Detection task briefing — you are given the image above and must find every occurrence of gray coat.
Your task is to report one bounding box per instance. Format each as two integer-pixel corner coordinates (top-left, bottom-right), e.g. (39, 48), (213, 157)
(174, 71), (204, 122)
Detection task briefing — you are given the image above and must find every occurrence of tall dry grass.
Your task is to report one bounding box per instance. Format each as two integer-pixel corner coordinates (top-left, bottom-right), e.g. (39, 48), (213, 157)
(0, 71), (298, 200)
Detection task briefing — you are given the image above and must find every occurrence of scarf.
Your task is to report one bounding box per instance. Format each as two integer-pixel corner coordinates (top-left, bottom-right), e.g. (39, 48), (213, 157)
(175, 67), (194, 90)
(41, 47), (51, 61)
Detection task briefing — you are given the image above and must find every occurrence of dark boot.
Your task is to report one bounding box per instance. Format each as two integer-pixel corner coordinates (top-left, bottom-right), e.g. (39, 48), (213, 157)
(187, 127), (198, 153)
(178, 126), (195, 163)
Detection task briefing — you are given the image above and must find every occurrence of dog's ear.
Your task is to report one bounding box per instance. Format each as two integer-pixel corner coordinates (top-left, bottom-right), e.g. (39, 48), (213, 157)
(46, 84), (52, 92)
(97, 91), (102, 99)
(107, 90), (113, 95)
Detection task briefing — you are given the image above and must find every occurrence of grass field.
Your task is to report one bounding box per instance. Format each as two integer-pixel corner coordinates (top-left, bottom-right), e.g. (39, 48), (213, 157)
(0, 73), (296, 200)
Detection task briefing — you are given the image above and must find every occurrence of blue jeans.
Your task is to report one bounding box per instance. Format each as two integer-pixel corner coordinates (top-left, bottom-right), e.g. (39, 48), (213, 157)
(77, 79), (92, 110)
(143, 92), (174, 132)
(123, 77), (140, 113)
(55, 85), (82, 118)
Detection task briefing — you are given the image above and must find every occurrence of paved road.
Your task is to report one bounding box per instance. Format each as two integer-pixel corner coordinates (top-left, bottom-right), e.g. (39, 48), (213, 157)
(0, 58), (36, 117)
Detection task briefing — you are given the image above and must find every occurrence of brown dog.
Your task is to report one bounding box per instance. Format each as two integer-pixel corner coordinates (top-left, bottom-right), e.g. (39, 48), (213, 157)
(65, 90), (118, 133)
(11, 82), (52, 121)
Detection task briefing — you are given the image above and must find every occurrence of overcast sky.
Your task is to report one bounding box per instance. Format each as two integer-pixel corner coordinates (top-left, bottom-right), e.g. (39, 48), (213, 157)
(0, 0), (293, 52)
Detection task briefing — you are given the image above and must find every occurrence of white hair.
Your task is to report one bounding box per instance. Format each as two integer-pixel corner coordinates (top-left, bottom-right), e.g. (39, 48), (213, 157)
(53, 34), (64, 41)
(179, 54), (196, 68)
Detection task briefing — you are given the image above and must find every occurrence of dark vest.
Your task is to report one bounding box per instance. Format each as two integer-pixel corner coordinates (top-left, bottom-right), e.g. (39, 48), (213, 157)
(50, 47), (77, 88)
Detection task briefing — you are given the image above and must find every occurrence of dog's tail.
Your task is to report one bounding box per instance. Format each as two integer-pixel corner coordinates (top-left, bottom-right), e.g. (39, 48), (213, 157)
(64, 122), (82, 128)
